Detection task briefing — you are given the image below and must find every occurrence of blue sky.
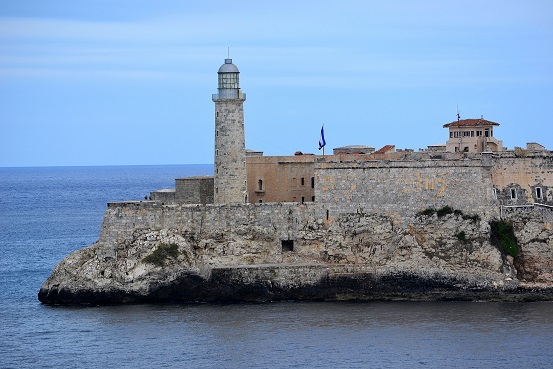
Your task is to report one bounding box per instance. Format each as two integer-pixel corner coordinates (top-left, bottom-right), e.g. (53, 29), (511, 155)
(1, 0), (552, 167)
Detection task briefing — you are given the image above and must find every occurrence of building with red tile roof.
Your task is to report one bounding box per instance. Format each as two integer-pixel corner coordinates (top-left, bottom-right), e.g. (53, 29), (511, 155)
(443, 117), (503, 153)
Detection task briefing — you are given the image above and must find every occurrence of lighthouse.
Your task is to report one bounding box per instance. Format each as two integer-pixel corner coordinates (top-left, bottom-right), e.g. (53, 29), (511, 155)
(212, 58), (247, 204)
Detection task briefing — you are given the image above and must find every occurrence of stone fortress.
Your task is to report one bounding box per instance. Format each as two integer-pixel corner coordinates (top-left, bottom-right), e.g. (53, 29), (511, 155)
(152, 58), (552, 213)
(39, 58), (553, 304)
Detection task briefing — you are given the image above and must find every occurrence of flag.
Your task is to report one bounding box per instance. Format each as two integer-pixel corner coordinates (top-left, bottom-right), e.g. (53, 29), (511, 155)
(318, 125), (326, 150)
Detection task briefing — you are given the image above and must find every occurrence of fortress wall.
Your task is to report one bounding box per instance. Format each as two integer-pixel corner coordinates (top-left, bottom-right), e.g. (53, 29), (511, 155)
(315, 158), (497, 222)
(503, 204), (553, 225)
(100, 201), (321, 247)
(490, 155), (553, 206)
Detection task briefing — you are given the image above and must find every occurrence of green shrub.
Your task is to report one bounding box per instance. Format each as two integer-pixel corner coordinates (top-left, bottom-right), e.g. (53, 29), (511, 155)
(462, 214), (481, 222)
(453, 208), (480, 222)
(436, 205), (454, 218)
(489, 220), (518, 257)
(418, 208), (436, 216)
(143, 242), (179, 266)
(417, 206), (480, 224)
(455, 231), (467, 242)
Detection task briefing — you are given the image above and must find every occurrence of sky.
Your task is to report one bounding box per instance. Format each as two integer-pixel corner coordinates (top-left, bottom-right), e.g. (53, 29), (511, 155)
(1, 0), (552, 167)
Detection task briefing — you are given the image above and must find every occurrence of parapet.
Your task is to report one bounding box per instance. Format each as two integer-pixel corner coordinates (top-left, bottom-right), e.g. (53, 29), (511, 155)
(333, 145), (375, 155)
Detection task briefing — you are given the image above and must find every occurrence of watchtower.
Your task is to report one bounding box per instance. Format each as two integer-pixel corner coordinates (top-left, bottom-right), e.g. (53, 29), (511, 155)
(212, 58), (247, 204)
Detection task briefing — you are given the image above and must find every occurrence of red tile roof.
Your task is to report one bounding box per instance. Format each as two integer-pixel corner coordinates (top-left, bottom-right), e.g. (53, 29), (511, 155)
(443, 118), (500, 128)
(373, 145), (395, 154)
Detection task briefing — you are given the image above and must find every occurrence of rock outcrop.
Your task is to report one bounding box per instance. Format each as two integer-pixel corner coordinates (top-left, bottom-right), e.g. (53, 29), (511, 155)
(38, 203), (553, 304)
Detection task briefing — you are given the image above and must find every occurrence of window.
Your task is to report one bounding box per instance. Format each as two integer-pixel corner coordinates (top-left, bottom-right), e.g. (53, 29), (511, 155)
(311, 177), (315, 188)
(471, 131), (475, 137)
(463, 131), (470, 137)
(485, 129), (490, 137)
(216, 149), (219, 156)
(218, 72), (239, 89)
(476, 131), (482, 137)
(301, 177), (305, 186)
(301, 196), (305, 203)
(258, 199), (263, 203)
(510, 188), (517, 199)
(215, 187), (218, 194)
(536, 187), (543, 199)
(258, 179), (263, 191)
(281, 240), (294, 252)
(216, 112), (219, 118)
(450, 132), (453, 138)
(216, 130), (219, 136)
(292, 178), (297, 187)
(493, 188), (497, 199)
(312, 196), (315, 202)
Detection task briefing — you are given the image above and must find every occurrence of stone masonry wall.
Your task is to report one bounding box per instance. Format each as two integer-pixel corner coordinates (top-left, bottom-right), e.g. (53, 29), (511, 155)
(490, 154), (553, 206)
(101, 201), (320, 266)
(315, 157), (498, 224)
(214, 99), (247, 204)
(175, 177), (214, 204)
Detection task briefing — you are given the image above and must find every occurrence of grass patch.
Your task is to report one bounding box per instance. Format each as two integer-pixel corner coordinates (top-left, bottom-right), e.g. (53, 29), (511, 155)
(489, 219), (518, 257)
(143, 242), (179, 266)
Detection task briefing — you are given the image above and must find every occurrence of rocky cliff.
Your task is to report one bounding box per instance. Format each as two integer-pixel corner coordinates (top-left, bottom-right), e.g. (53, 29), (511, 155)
(38, 202), (553, 304)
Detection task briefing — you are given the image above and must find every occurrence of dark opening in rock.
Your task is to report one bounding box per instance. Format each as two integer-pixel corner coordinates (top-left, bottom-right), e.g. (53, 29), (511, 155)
(281, 240), (294, 252)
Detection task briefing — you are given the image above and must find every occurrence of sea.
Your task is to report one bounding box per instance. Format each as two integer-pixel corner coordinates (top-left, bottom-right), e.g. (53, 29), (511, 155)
(1, 165), (553, 369)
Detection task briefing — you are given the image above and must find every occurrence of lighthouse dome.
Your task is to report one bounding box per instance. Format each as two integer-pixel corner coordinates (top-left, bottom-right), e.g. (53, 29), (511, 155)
(218, 59), (239, 73)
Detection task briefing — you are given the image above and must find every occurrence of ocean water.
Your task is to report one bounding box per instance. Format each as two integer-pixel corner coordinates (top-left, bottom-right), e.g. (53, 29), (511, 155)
(1, 165), (552, 369)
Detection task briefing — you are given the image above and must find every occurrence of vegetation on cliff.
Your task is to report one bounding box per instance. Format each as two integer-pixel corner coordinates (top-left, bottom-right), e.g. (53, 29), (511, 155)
(489, 219), (519, 257)
(417, 206), (481, 222)
(143, 242), (180, 266)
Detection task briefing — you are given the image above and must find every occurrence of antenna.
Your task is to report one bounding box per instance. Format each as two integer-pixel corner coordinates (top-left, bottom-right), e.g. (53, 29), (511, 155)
(457, 105), (460, 121)
(456, 105), (462, 152)
(227, 47), (230, 59)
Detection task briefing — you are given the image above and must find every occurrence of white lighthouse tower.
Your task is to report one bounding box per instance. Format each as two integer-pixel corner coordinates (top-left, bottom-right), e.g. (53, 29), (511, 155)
(212, 58), (247, 204)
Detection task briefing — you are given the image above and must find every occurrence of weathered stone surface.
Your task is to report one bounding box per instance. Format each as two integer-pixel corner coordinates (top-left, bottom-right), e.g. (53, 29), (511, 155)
(38, 203), (553, 305)
(505, 208), (553, 282)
